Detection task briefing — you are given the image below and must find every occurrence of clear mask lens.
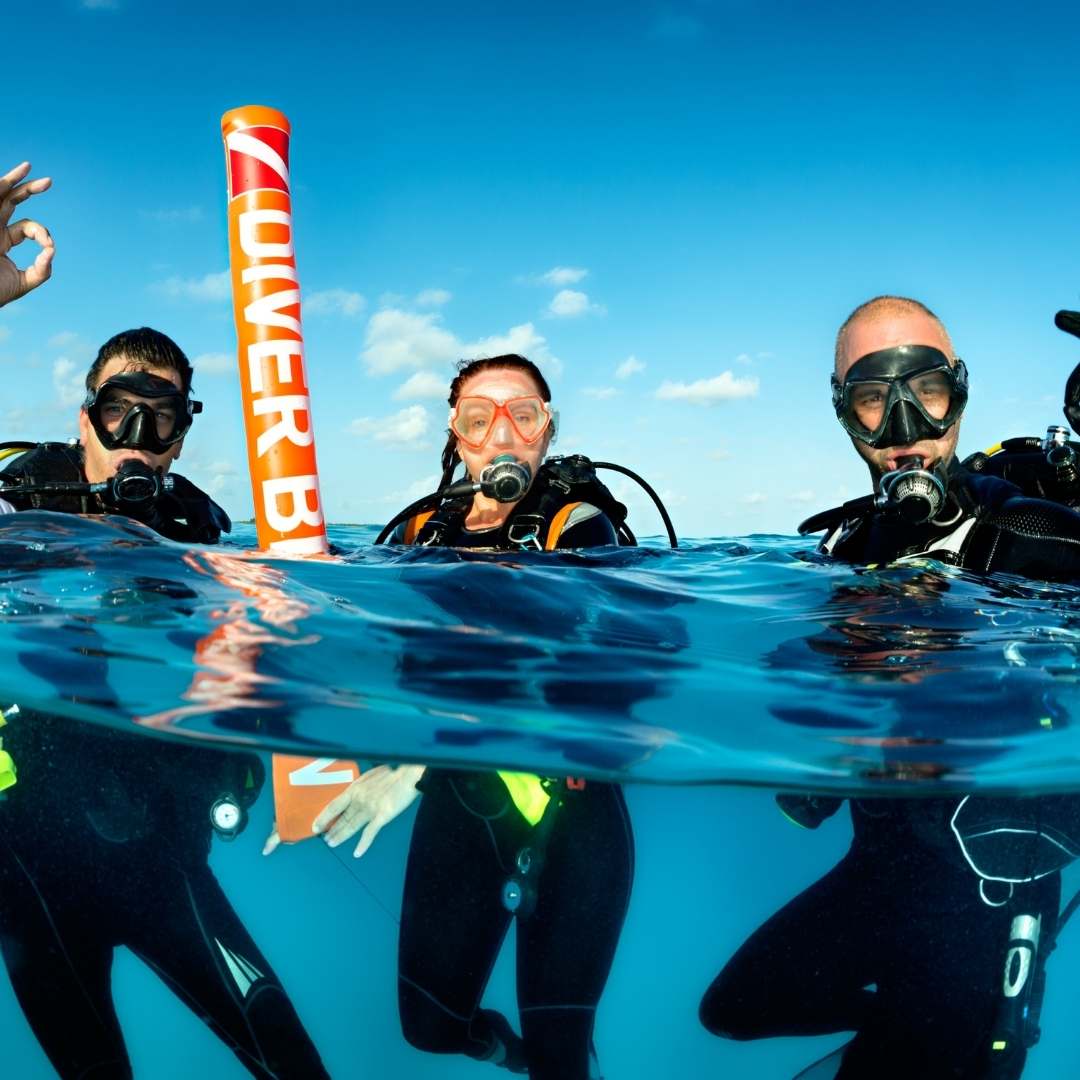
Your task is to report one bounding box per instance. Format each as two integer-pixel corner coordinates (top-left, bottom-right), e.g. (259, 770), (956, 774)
(451, 396), (551, 448)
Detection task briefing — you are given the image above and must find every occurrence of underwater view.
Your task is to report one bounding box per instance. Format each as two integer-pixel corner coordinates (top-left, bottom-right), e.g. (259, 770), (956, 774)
(2, 517), (1079, 1078)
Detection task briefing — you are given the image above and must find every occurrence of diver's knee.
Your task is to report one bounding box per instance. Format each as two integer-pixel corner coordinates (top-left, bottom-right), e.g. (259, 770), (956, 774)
(398, 978), (463, 1053)
(699, 979), (760, 1040)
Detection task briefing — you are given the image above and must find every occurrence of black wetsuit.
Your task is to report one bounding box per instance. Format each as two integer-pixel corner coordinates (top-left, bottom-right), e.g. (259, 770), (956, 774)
(701, 463), (1080, 1079)
(396, 504), (635, 1080)
(0, 446), (328, 1079)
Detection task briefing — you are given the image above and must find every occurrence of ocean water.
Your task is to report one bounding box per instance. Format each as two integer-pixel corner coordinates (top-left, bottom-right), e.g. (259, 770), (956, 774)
(1, 513), (1079, 1078)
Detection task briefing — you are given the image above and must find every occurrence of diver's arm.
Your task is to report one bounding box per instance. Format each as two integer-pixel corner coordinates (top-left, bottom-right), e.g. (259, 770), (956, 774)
(553, 504), (618, 549)
(0, 163), (53, 308)
(314, 763), (425, 857)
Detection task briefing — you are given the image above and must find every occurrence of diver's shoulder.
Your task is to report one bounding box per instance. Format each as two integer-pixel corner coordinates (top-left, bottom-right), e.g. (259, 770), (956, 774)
(983, 491), (1080, 540)
(554, 502), (618, 549)
(0, 441), (83, 481)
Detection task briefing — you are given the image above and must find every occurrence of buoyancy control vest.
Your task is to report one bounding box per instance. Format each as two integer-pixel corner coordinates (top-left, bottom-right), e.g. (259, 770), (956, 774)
(404, 454), (630, 550)
(813, 461), (1080, 583)
(0, 442), (231, 544)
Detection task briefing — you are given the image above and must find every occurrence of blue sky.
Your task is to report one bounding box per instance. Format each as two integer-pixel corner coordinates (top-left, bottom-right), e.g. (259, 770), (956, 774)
(4, 0), (1080, 536)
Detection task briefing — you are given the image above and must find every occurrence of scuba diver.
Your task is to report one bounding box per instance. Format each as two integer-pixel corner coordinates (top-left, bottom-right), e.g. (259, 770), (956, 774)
(0, 327), (329, 1078)
(278, 354), (672, 1079)
(700, 296), (1080, 1079)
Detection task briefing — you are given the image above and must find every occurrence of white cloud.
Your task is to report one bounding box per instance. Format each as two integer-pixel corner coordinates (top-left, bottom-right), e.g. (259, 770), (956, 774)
(708, 448), (732, 461)
(655, 371), (759, 405)
(53, 357), (85, 407)
(363, 310), (461, 375)
(541, 266), (588, 287)
(788, 490), (817, 504)
(415, 289), (452, 307)
(466, 323), (563, 378)
(201, 460), (239, 496)
(615, 355), (646, 380)
(380, 473), (442, 504)
(736, 351), (774, 365)
(48, 330), (78, 348)
(192, 352), (235, 377)
(394, 371), (449, 401)
(305, 288), (366, 318)
(140, 207), (204, 225)
(362, 309), (562, 380)
(547, 289), (604, 319)
(152, 271), (231, 303)
(583, 387), (619, 400)
(349, 405), (431, 447)
(1, 408), (27, 434)
(741, 492), (768, 505)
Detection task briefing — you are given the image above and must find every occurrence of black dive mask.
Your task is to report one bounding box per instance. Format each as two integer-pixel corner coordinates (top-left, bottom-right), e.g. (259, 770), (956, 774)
(84, 371), (201, 455)
(832, 346), (967, 449)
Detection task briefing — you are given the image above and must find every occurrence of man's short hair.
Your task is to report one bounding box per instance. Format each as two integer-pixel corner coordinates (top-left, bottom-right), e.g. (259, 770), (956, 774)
(85, 327), (194, 395)
(835, 295), (953, 370)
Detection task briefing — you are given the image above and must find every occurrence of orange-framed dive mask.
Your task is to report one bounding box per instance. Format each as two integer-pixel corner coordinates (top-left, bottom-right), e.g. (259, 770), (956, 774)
(449, 395), (554, 449)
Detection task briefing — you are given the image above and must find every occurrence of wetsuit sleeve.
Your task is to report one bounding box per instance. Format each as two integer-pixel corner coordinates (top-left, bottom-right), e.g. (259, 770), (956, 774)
(968, 497), (1080, 582)
(553, 503), (619, 549)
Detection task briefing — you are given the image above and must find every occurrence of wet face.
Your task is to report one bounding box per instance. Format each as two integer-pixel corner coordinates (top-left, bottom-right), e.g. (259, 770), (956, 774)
(453, 367), (553, 488)
(78, 357), (186, 484)
(836, 311), (961, 481)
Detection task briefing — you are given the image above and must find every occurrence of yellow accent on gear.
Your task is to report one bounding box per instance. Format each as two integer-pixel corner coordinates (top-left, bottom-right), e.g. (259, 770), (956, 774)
(497, 771), (550, 826)
(983, 443), (1004, 457)
(0, 447), (28, 463)
(544, 501), (583, 551)
(992, 1040), (1007, 1051)
(0, 746), (15, 792)
(778, 806), (811, 829)
(404, 511), (436, 545)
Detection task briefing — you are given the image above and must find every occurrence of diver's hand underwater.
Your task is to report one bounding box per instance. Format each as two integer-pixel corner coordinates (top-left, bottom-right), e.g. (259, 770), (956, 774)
(312, 764), (425, 858)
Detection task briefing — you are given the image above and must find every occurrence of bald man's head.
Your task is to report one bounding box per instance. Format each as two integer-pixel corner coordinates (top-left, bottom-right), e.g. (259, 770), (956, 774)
(833, 295), (963, 482)
(835, 296), (955, 377)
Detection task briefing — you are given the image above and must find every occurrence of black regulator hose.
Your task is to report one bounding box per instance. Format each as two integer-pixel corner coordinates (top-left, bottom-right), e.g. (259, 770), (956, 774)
(374, 490), (446, 546)
(375, 460), (679, 549)
(592, 462), (678, 549)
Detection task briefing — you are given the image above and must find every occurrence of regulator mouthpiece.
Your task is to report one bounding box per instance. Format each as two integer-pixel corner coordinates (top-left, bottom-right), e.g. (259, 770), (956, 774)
(98, 460), (173, 510)
(479, 455), (532, 503)
(876, 457), (946, 524)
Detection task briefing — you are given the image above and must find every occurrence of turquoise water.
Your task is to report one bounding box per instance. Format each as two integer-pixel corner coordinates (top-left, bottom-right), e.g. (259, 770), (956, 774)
(2, 514), (1080, 1076)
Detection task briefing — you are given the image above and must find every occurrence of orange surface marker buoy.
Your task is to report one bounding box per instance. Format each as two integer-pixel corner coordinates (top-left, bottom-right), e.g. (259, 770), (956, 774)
(272, 755), (361, 843)
(222, 105), (328, 557)
(222, 106), (357, 841)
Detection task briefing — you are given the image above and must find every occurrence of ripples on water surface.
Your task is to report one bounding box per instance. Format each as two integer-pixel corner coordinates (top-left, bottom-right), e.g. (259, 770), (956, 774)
(3, 512), (1080, 793)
